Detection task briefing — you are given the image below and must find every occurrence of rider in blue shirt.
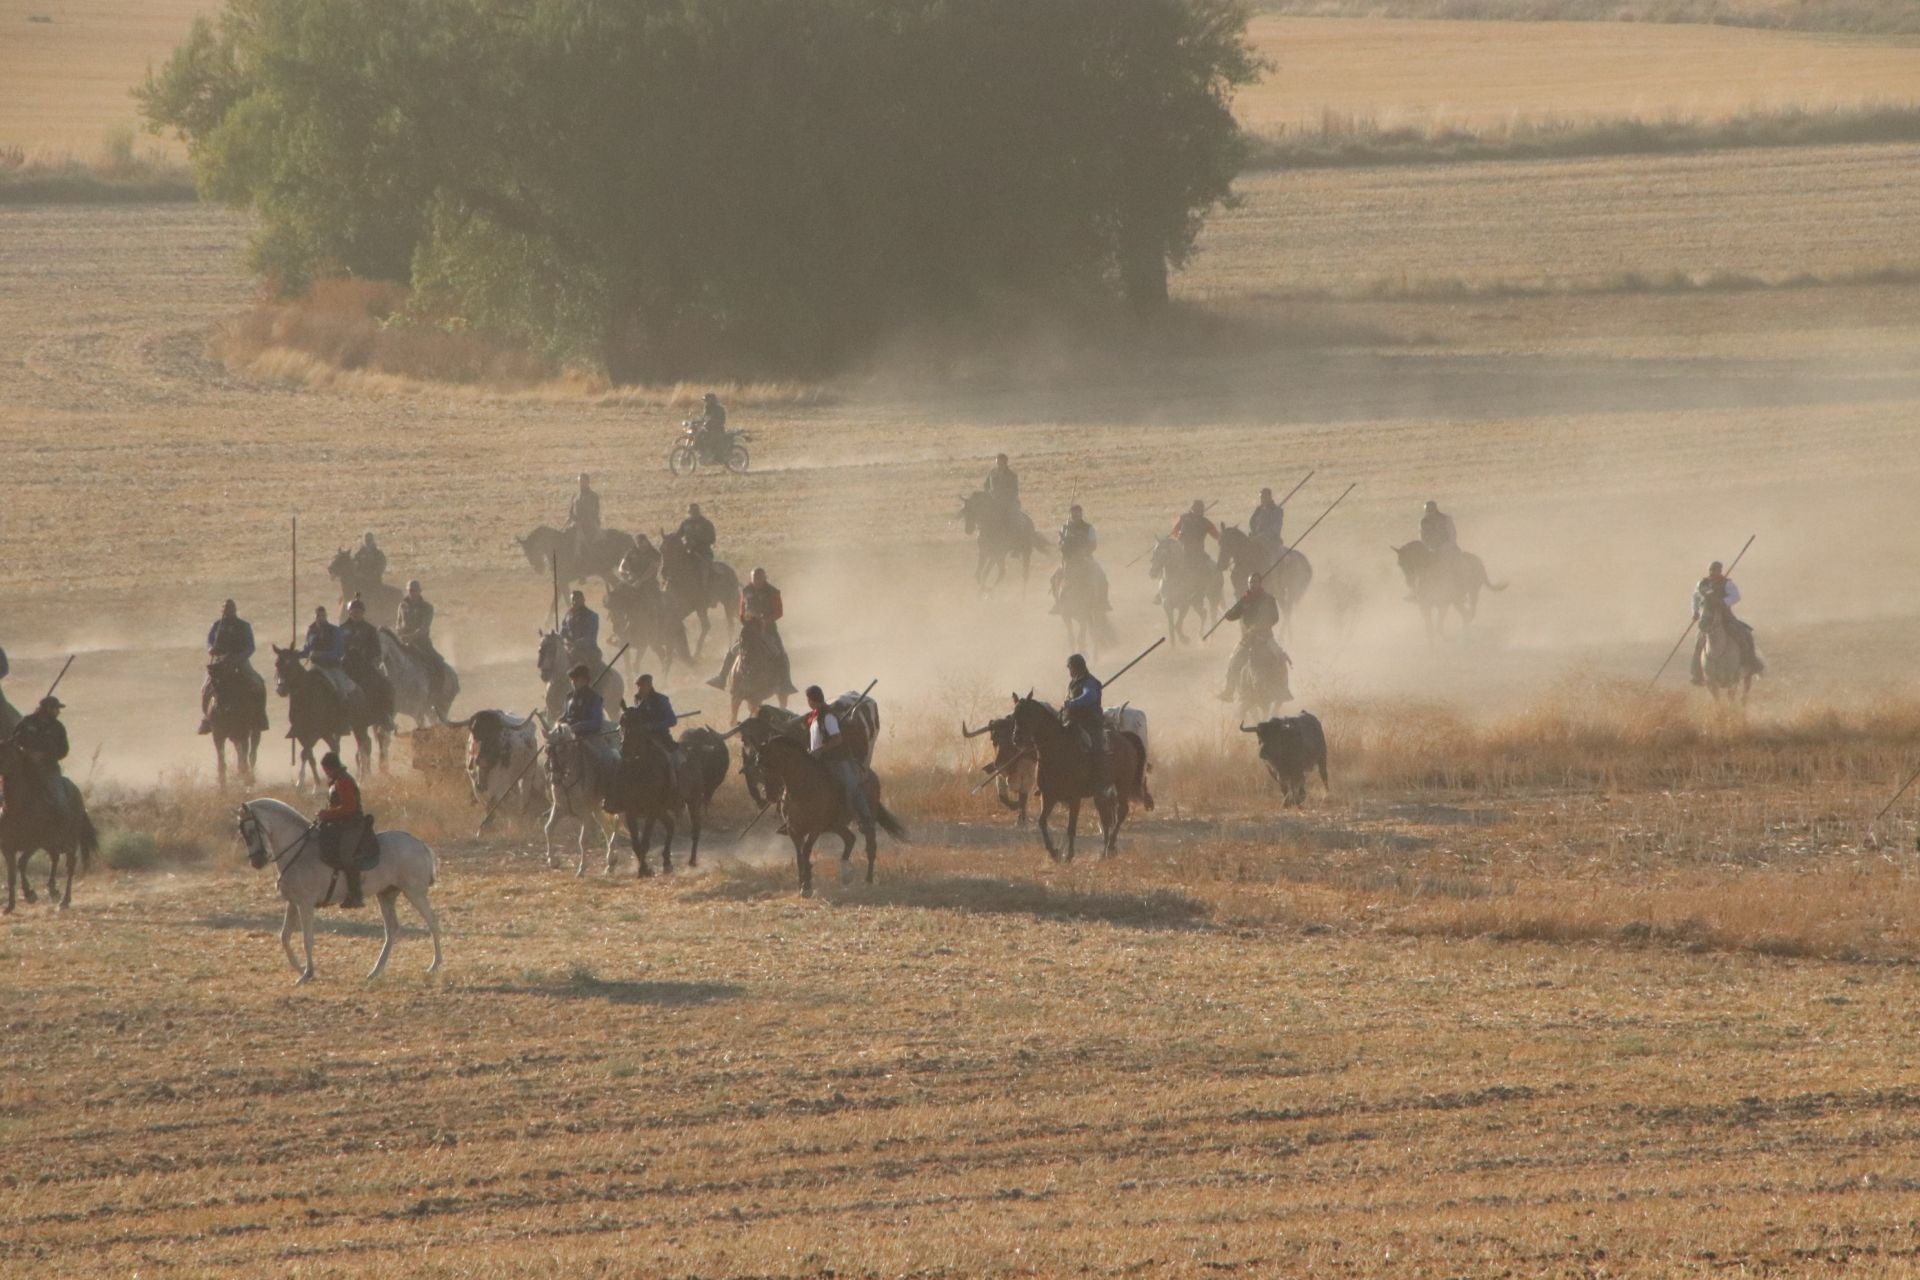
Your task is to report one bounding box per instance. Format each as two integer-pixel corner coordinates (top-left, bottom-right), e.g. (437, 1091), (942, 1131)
(560, 590), (600, 658)
(301, 607), (345, 667)
(560, 664), (606, 731)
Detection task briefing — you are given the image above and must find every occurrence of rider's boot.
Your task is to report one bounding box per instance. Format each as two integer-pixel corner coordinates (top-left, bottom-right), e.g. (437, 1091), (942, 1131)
(340, 863), (365, 910)
(706, 645), (737, 691)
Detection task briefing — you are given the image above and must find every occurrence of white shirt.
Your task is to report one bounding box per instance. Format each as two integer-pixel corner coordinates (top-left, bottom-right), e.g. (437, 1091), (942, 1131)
(1693, 579), (1740, 615)
(808, 712), (839, 753)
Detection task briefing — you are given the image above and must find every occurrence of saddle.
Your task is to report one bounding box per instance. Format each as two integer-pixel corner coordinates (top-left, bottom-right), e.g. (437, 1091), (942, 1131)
(319, 814), (379, 871)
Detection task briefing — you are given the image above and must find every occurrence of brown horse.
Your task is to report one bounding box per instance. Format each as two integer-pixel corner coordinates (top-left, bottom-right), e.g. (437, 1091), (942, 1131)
(1009, 693), (1147, 861)
(609, 719), (731, 876)
(752, 736), (907, 895)
(0, 739), (96, 912)
(205, 658), (266, 786)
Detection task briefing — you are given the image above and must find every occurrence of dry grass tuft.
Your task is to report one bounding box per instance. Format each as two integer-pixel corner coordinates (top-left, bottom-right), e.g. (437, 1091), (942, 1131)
(1257, 0), (1920, 35)
(0, 131), (193, 203)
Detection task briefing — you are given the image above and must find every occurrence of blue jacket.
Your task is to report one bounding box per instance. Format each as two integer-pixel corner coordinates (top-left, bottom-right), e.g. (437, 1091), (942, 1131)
(1065, 673), (1103, 719)
(561, 687), (606, 730)
(302, 620), (345, 666)
(629, 690), (678, 737)
(208, 616), (255, 660)
(560, 605), (599, 651)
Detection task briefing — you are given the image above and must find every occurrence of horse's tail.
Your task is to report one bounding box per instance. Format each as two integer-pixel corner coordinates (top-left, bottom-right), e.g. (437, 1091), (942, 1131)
(77, 808), (98, 872)
(1478, 556), (1508, 592)
(874, 803), (910, 843)
(1123, 732), (1152, 811)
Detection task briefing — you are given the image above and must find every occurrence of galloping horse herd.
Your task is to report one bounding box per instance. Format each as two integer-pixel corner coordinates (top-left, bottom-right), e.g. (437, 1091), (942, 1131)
(4, 458), (1764, 982)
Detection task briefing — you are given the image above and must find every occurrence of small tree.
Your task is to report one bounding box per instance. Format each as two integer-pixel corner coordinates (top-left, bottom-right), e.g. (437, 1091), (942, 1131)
(142, 0), (1260, 378)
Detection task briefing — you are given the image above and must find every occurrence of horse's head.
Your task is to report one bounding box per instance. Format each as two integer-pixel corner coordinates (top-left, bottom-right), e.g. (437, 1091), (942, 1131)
(536, 631), (560, 679)
(270, 644), (304, 695)
(327, 548), (352, 581)
(1148, 536), (1173, 578)
(1008, 690), (1053, 746)
(235, 804), (271, 869)
(1392, 541), (1426, 581)
(959, 491), (984, 534)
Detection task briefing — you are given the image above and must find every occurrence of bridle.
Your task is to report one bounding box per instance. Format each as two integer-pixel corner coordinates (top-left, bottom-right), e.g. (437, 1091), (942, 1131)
(236, 805), (312, 872)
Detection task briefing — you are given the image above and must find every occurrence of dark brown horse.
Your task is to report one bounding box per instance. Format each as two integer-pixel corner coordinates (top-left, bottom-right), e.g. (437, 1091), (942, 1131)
(1009, 693), (1147, 861)
(752, 737), (907, 895)
(1218, 527), (1313, 637)
(0, 739), (96, 912)
(272, 646), (386, 787)
(659, 532), (740, 659)
(610, 719), (731, 876)
(735, 693), (881, 808)
(205, 659), (266, 786)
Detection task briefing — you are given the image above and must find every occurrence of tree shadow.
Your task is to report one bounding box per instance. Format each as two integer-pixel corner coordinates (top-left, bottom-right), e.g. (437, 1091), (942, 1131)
(839, 873), (1212, 931)
(469, 977), (746, 1006)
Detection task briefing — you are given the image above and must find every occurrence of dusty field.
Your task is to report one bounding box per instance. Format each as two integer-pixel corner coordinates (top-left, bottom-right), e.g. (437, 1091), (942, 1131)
(7, 8), (1920, 1276)
(12, 3), (1920, 156)
(1236, 17), (1920, 133)
(0, 0), (213, 156)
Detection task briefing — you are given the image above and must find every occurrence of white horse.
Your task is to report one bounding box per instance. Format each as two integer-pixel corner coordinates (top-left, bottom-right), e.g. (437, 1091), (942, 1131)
(541, 721), (623, 875)
(235, 798), (443, 984)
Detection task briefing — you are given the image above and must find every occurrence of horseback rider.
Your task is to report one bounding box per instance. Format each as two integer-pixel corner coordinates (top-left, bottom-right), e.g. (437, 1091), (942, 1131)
(985, 453), (1020, 514)
(616, 536), (661, 588)
(395, 579), (452, 702)
(313, 751), (367, 910)
(1063, 653), (1113, 795)
(567, 473), (601, 562)
(1218, 572), (1289, 703)
(1692, 560), (1764, 682)
(561, 664), (607, 732)
(1059, 505), (1097, 559)
(352, 532), (388, 588)
(806, 684), (876, 839)
(1172, 499), (1219, 561)
(710, 567), (796, 694)
(199, 598), (267, 734)
(1249, 487), (1285, 556)
(300, 605), (355, 704)
(694, 392), (729, 461)
(341, 598), (396, 730)
(9, 695), (71, 814)
(560, 589), (604, 671)
(677, 501), (717, 575)
(1054, 505), (1111, 615)
(1420, 501), (1457, 553)
(627, 672), (684, 785)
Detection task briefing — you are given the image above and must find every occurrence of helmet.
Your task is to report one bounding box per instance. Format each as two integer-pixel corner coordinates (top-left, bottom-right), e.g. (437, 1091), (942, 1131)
(346, 597), (366, 615)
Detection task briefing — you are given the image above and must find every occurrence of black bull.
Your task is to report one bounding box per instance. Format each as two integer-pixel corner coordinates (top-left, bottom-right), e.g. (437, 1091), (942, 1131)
(1243, 711), (1329, 806)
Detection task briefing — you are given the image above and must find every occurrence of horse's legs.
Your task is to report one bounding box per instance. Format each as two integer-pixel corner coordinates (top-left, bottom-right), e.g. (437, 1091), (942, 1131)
(543, 802), (562, 868)
(401, 884), (443, 973)
(685, 801), (701, 869)
(58, 845), (72, 907)
(2, 849), (14, 914)
(1037, 796), (1060, 862)
(793, 831), (812, 896)
(1064, 800), (1080, 863)
(637, 817), (660, 875)
(369, 889), (401, 979)
(603, 810), (620, 874)
(215, 737), (228, 788)
(279, 901), (302, 974)
(296, 904), (317, 984)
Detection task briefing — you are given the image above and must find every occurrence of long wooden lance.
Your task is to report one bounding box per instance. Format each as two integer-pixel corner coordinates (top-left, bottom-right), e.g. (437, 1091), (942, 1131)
(1204, 483), (1357, 641)
(1101, 636), (1167, 692)
(1874, 765), (1920, 824)
(290, 515), (298, 768)
(1645, 534), (1755, 692)
(475, 641), (632, 835)
(41, 654), (75, 704)
(1273, 468), (1316, 510)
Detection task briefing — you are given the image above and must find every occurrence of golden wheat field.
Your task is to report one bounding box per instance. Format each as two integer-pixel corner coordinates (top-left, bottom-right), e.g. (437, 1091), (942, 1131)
(6, 2), (1920, 1276)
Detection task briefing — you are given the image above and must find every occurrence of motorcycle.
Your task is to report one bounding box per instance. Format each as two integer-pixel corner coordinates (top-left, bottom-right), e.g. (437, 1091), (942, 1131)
(668, 420), (751, 477)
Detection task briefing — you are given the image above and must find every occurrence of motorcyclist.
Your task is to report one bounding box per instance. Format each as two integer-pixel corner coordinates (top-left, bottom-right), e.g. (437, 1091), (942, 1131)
(694, 393), (729, 461)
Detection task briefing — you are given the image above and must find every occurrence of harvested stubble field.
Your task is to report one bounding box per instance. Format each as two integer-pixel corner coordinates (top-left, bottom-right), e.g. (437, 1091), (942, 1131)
(7, 7), (1920, 1277)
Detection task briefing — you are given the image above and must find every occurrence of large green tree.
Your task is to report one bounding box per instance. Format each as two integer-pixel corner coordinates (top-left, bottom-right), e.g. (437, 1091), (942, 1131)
(142, 0), (1259, 380)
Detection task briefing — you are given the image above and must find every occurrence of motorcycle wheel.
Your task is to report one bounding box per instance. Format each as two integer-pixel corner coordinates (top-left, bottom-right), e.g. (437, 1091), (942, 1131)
(725, 442), (750, 474)
(668, 443), (698, 477)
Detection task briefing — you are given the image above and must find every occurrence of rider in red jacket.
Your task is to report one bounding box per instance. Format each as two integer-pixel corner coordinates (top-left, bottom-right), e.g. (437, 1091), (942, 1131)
(315, 752), (366, 909)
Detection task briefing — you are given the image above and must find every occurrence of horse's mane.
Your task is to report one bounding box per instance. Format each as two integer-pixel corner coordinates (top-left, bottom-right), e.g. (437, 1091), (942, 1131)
(244, 797), (304, 824)
(760, 735), (824, 774)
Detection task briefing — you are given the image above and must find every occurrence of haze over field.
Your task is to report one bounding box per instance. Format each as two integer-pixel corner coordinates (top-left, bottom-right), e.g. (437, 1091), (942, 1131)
(4, 2), (1920, 1276)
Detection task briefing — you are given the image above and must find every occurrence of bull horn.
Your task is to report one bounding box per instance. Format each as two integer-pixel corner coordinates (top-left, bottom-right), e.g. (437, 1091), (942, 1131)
(960, 721), (990, 739)
(1240, 724), (1258, 733)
